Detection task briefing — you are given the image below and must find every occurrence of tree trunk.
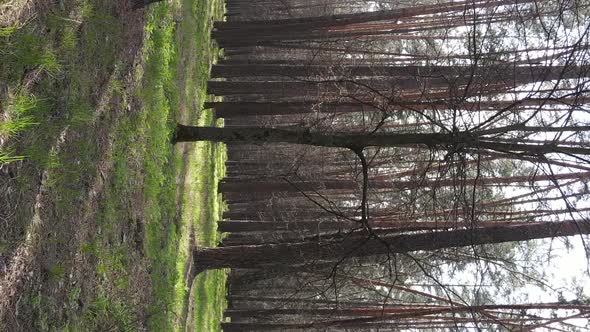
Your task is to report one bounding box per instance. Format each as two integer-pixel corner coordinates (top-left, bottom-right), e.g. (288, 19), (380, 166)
(173, 125), (590, 156)
(194, 221), (590, 271)
(218, 171), (590, 193)
(211, 64), (586, 79)
(173, 125), (464, 148)
(133, 0), (163, 10)
(224, 302), (590, 318)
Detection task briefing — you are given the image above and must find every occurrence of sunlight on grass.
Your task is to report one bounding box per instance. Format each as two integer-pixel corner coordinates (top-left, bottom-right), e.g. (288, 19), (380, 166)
(139, 0), (226, 330)
(0, 0), (226, 330)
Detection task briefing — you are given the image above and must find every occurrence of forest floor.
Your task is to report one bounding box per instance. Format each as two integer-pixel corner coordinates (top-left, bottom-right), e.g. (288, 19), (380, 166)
(0, 0), (226, 331)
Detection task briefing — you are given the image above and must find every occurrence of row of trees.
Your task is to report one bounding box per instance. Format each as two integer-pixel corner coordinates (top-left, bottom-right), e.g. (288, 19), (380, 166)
(179, 0), (590, 330)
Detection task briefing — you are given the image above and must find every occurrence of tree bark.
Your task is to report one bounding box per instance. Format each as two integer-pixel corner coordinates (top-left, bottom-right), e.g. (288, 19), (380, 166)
(173, 125), (590, 156)
(211, 64), (587, 79)
(194, 221), (590, 271)
(174, 125), (466, 148)
(132, 0), (163, 10)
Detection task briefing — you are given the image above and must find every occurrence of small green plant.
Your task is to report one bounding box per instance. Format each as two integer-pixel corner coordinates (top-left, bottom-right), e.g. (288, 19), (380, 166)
(45, 149), (61, 169)
(0, 150), (24, 165)
(68, 101), (93, 126)
(83, 289), (135, 332)
(0, 92), (47, 165)
(78, 0), (94, 19)
(0, 116), (38, 136)
(67, 287), (82, 310)
(60, 25), (79, 51)
(0, 25), (17, 37)
(0, 32), (61, 82)
(47, 264), (66, 281)
(9, 91), (40, 114)
(0, 92), (42, 168)
(81, 240), (97, 254)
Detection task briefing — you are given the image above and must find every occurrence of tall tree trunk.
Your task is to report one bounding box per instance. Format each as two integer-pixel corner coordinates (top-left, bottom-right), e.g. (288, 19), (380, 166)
(133, 0), (163, 10)
(173, 125), (590, 156)
(211, 64), (586, 79)
(218, 172), (590, 193)
(224, 302), (590, 318)
(193, 221), (590, 271)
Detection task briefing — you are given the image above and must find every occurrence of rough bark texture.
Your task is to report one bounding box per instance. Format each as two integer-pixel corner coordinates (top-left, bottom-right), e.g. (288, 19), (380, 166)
(194, 221), (590, 270)
(174, 125), (465, 148)
(218, 172), (590, 193)
(175, 125), (590, 156)
(132, 0), (163, 10)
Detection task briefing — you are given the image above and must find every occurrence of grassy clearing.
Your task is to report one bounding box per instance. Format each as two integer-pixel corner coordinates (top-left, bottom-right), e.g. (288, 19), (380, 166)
(137, 0), (226, 330)
(1, 0), (226, 330)
(189, 115), (227, 332)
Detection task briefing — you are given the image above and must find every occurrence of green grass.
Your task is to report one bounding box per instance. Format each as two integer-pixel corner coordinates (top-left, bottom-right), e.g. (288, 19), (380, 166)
(0, 28), (54, 166)
(0, 0), (119, 182)
(138, 0), (227, 329)
(0, 0), (226, 330)
(86, 0), (227, 329)
(192, 126), (227, 331)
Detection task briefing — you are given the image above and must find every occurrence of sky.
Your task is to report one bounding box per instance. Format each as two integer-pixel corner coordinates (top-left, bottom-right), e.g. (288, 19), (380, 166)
(355, 1), (590, 328)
